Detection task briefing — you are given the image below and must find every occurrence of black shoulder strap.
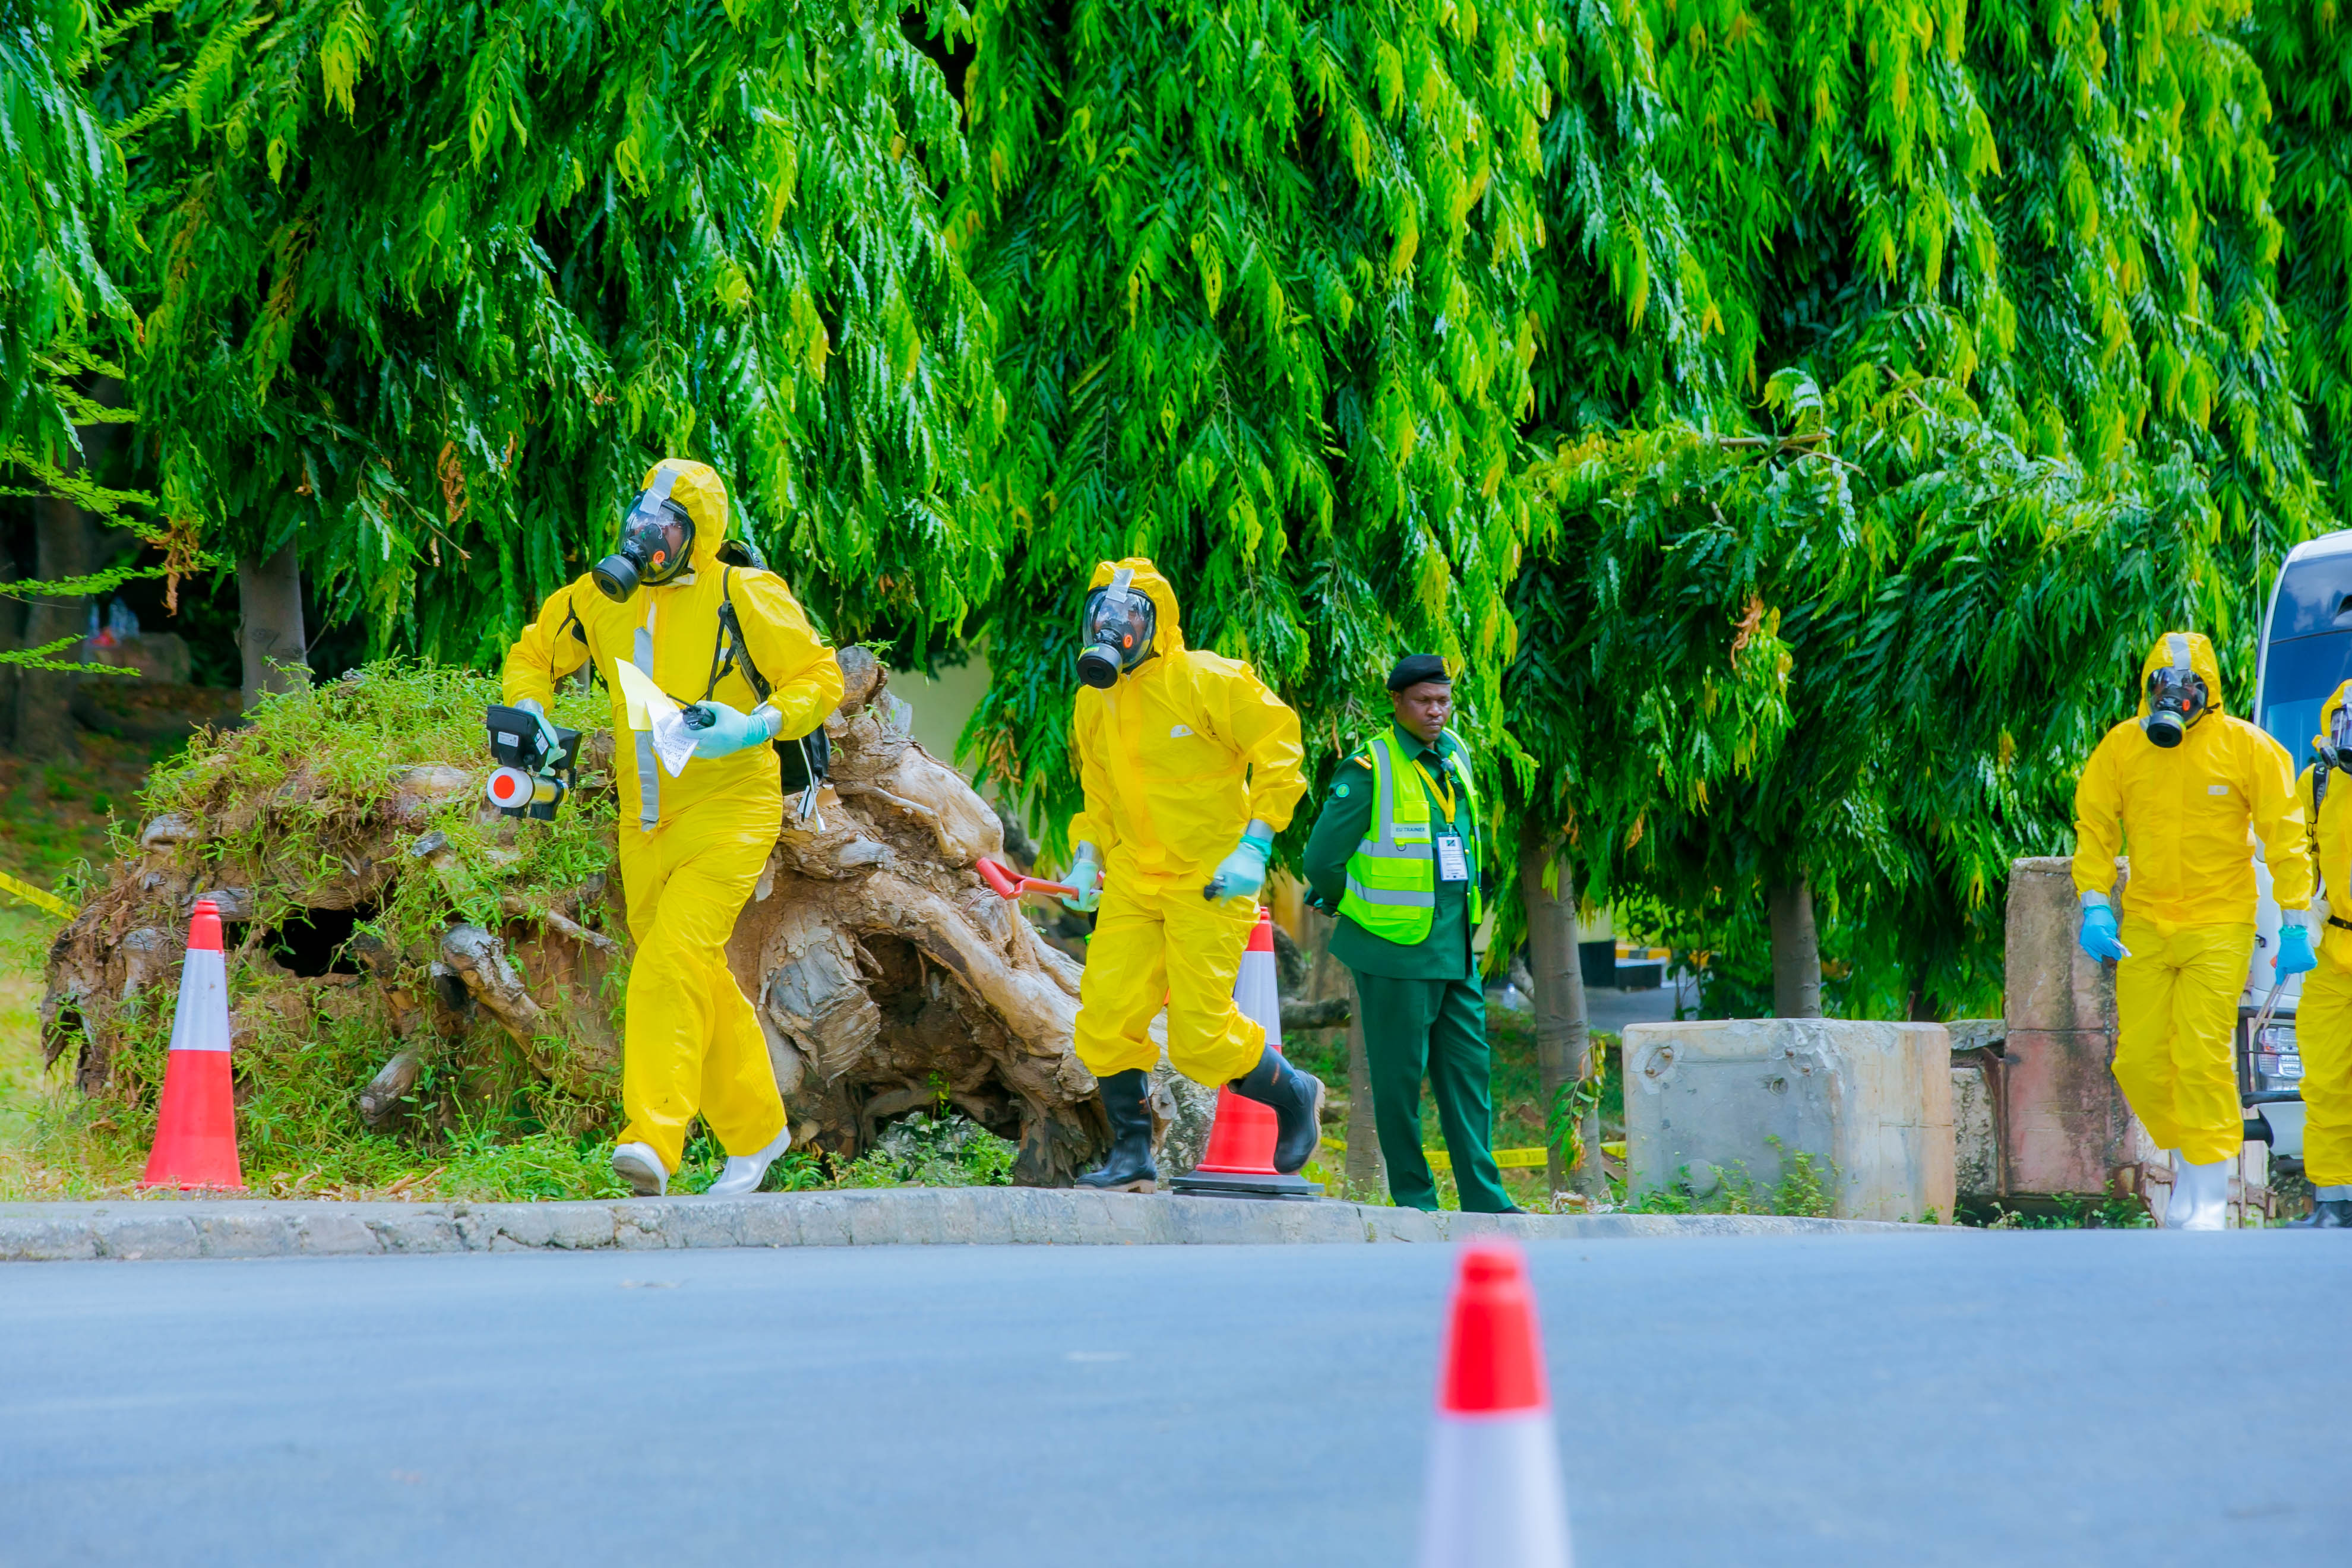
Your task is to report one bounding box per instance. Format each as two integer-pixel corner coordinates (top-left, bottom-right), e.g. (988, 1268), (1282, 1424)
(701, 567), (774, 704)
(556, 595), (600, 688)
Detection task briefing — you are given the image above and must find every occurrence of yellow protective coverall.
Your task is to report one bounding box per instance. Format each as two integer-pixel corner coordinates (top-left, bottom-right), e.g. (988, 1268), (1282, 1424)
(1068, 558), (1307, 1085)
(2288, 680), (2352, 1190)
(2072, 631), (2312, 1164)
(505, 460), (843, 1173)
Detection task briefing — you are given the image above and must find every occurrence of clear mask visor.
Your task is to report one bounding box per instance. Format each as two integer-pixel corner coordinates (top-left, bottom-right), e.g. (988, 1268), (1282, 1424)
(619, 467), (691, 583)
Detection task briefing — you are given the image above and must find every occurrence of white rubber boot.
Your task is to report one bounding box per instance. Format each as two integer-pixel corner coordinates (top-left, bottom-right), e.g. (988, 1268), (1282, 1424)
(2166, 1151), (2230, 1231)
(611, 1141), (669, 1198)
(705, 1126), (793, 1197)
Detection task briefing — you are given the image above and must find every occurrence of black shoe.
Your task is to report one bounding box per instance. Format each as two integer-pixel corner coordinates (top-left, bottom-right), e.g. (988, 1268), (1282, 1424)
(2288, 1198), (2352, 1228)
(1230, 1048), (1324, 1174)
(1076, 1068), (1157, 1193)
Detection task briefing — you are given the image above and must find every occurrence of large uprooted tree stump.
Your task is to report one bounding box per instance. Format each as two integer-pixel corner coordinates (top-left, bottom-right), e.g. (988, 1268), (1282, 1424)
(40, 652), (1111, 1185)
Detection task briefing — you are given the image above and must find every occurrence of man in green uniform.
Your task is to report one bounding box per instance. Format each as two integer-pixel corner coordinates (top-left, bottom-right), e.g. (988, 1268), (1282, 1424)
(1302, 654), (1518, 1214)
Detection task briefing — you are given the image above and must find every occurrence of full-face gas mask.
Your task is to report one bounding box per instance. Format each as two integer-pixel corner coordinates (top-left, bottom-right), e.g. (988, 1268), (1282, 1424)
(1076, 567), (1157, 689)
(2142, 634), (2210, 749)
(2319, 698), (2352, 773)
(591, 466), (694, 602)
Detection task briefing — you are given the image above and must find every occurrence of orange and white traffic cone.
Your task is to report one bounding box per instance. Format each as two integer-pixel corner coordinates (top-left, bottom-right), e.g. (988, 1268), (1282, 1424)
(1418, 1241), (1573, 1567)
(141, 898), (244, 1191)
(1171, 908), (1319, 1200)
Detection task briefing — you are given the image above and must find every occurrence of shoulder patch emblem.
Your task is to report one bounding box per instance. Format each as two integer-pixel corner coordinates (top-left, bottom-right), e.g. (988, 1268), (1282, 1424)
(2208, 784), (2229, 796)
(1170, 724), (1193, 738)
(1333, 782), (1351, 798)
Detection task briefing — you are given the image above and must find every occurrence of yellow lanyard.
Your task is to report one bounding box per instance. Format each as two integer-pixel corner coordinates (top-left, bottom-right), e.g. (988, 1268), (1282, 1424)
(1413, 756), (1458, 827)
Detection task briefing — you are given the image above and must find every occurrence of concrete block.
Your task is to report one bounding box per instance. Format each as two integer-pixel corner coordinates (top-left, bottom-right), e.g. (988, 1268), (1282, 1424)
(2000, 1028), (2136, 1194)
(1953, 1064), (2000, 1200)
(782, 1193), (856, 1247)
(654, 1200), (747, 1251)
(728, 1197), (802, 1248)
(1624, 1018), (1955, 1221)
(2005, 856), (2119, 1035)
(292, 1211), (382, 1256)
(90, 1211), (205, 1260)
(368, 1210), (463, 1253)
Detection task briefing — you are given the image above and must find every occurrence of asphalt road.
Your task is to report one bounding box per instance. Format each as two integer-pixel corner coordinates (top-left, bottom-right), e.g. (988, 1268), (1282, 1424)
(4, 1229), (2348, 1566)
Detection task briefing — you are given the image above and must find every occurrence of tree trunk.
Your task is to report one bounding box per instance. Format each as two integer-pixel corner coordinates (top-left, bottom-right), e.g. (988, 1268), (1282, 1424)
(13, 479), (93, 763)
(1768, 877), (1822, 1018)
(238, 545), (309, 709)
(1520, 818), (1597, 1198)
(1343, 976), (1383, 1198)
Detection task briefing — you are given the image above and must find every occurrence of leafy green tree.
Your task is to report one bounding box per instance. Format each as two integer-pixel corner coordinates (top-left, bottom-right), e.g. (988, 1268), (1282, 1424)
(1, 0), (208, 761)
(109, 0), (1003, 686)
(1503, 0), (2321, 1040)
(952, 0), (1550, 846)
(2252, 3), (2352, 524)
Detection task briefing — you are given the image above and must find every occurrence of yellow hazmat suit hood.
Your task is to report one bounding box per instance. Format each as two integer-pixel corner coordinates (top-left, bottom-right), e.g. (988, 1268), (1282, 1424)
(2133, 631), (2227, 720)
(2315, 678), (2352, 754)
(640, 458), (734, 574)
(1089, 557), (1183, 651)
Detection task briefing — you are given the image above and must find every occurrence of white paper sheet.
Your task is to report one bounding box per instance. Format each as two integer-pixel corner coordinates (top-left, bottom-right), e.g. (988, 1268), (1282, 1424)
(612, 659), (698, 778)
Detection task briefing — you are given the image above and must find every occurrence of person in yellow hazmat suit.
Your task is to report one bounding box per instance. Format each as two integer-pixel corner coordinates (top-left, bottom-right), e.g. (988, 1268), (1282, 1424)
(1058, 559), (1323, 1192)
(2073, 631), (2314, 1229)
(2283, 681), (2352, 1227)
(505, 459), (843, 1197)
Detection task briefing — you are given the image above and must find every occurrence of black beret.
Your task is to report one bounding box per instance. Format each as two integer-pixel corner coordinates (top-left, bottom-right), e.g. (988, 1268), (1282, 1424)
(1386, 654), (1453, 691)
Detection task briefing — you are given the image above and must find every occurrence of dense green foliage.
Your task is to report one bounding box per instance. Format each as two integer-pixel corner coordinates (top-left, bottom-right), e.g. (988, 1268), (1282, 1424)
(1502, 0), (2336, 1015)
(953, 0), (1549, 844)
(103, 0), (1000, 666)
(11, 0), (2352, 1020)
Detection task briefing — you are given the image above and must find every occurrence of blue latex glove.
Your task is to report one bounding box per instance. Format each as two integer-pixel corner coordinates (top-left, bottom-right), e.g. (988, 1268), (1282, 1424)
(686, 700), (781, 760)
(2277, 918), (2318, 978)
(1061, 843), (1104, 913)
(2078, 903), (2129, 962)
(513, 696), (564, 766)
(1203, 823), (1275, 902)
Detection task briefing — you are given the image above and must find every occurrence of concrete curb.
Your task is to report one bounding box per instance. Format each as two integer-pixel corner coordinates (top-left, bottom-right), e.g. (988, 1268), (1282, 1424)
(0, 1189), (1922, 1263)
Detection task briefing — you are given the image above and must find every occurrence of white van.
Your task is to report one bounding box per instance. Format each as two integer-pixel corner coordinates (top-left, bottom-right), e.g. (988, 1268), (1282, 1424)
(2247, 530), (2352, 1155)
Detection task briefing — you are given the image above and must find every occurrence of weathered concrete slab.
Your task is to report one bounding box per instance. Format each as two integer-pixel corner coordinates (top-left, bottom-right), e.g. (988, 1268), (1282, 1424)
(1623, 1017), (1956, 1221)
(2005, 856), (2156, 1200)
(0, 1188), (1921, 1263)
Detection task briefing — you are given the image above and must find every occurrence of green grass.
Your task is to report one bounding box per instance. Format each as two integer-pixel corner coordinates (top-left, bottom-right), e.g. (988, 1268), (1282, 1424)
(1616, 1136), (1840, 1218)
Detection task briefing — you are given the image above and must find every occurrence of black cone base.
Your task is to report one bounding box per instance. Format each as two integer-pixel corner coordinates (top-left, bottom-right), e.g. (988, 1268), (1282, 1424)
(1168, 1168), (1322, 1201)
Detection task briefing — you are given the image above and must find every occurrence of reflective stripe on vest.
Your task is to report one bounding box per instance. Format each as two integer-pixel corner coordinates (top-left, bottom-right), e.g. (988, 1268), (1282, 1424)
(1339, 730), (1481, 944)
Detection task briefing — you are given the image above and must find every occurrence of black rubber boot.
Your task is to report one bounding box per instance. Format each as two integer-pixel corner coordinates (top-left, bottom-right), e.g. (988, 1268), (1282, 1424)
(1231, 1048), (1324, 1174)
(2287, 1198), (2352, 1228)
(1076, 1068), (1156, 1193)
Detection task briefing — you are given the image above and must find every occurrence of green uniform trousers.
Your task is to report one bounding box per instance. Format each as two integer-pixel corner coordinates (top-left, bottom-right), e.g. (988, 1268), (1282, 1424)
(1354, 970), (1512, 1213)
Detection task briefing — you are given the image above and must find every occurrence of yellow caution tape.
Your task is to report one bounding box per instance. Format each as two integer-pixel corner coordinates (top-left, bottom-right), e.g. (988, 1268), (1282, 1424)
(1323, 1137), (1553, 1173)
(1424, 1147), (1551, 1172)
(0, 870), (72, 919)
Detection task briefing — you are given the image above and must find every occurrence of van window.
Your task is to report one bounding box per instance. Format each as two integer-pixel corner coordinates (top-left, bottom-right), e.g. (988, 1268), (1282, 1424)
(2260, 631), (2352, 768)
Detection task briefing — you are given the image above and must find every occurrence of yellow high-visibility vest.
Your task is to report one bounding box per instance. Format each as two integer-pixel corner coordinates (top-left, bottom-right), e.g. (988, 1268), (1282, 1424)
(1338, 729), (1481, 944)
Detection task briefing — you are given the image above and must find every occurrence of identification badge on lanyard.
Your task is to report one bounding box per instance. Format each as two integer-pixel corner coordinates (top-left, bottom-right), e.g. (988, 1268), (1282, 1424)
(1435, 834), (1470, 883)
